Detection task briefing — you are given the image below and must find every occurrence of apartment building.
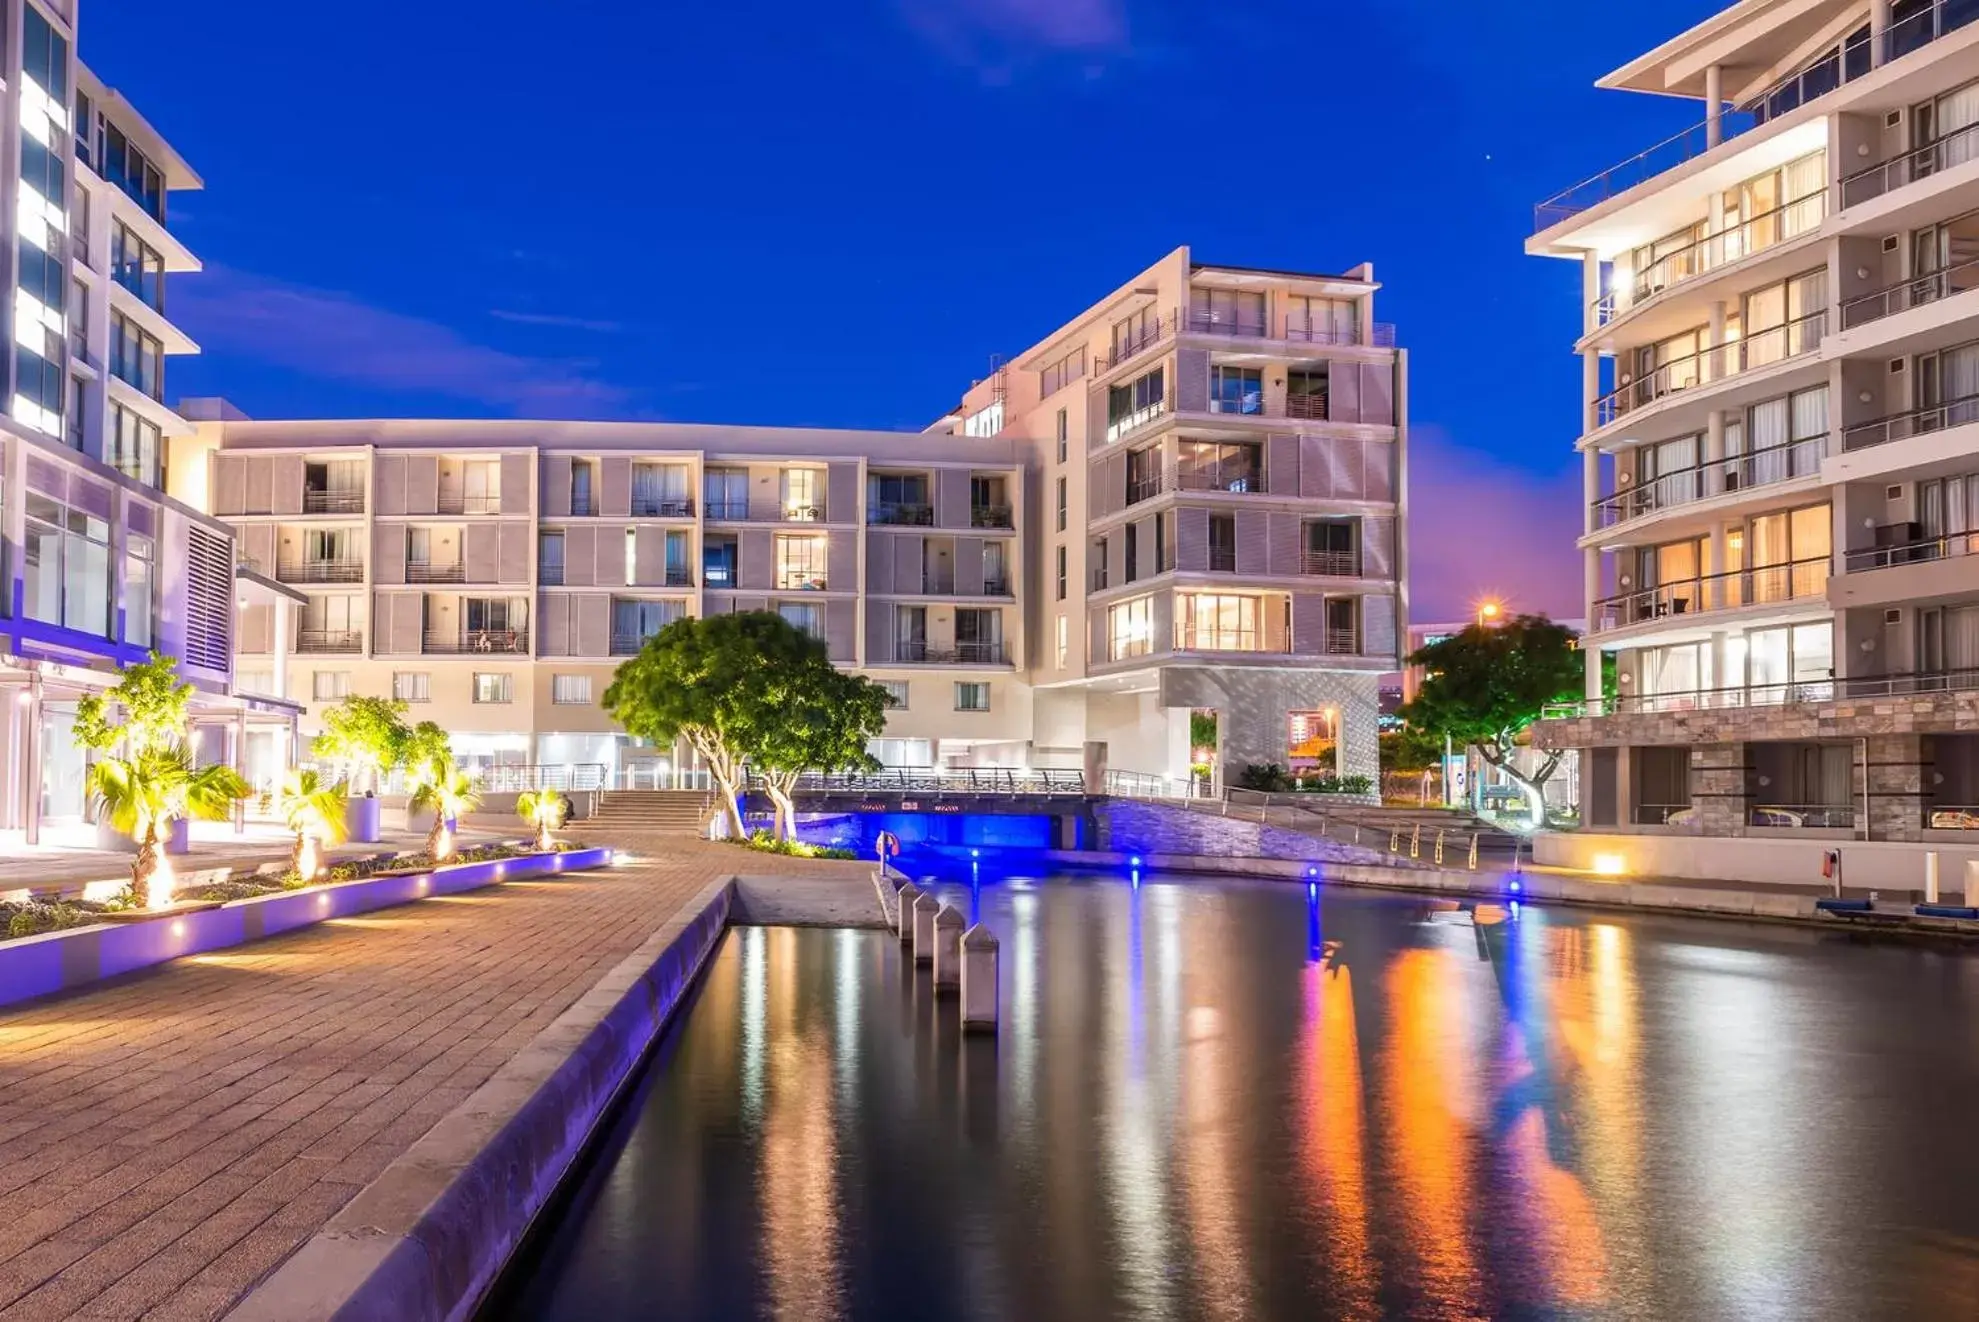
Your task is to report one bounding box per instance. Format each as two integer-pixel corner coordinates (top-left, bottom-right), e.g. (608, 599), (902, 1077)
(1528, 0), (1979, 885)
(0, 0), (276, 846)
(186, 248), (1406, 792)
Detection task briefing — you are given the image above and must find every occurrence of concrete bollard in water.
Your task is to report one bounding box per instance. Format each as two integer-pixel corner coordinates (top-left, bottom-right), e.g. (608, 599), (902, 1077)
(932, 905), (965, 992)
(912, 892), (940, 965)
(1925, 851), (1940, 905)
(960, 923), (999, 1033)
(896, 882), (922, 942)
(1965, 859), (1979, 910)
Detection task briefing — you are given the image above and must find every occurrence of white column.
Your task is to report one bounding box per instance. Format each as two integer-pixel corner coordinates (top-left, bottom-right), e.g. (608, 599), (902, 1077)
(272, 597), (290, 700)
(1583, 447), (1602, 536)
(1585, 644), (1604, 709)
(23, 674), (42, 848)
(1584, 546), (1604, 705)
(1705, 408), (1725, 495)
(1708, 299), (1728, 382)
(1582, 250), (1604, 432)
(232, 710), (248, 833)
(1705, 65), (1724, 147)
(1871, 0), (1893, 66)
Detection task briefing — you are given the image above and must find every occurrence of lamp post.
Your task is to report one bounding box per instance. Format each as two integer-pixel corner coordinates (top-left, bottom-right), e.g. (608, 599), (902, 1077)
(1476, 599), (1502, 627)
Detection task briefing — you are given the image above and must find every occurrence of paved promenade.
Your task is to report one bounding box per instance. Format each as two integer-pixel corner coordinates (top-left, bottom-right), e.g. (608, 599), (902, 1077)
(0, 835), (867, 1321)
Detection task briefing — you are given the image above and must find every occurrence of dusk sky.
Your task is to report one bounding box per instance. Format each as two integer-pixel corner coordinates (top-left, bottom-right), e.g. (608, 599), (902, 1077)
(88, 0), (1725, 621)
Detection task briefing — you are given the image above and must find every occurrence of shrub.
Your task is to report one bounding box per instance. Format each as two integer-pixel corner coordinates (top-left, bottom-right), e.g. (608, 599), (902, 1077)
(5, 902), (100, 939)
(730, 830), (859, 860)
(1296, 773), (1375, 796)
(1237, 763), (1293, 792)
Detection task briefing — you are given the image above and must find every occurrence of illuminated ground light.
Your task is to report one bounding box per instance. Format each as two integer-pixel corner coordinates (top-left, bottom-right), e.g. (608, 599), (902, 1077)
(1507, 878), (1523, 895)
(1592, 853), (1627, 877)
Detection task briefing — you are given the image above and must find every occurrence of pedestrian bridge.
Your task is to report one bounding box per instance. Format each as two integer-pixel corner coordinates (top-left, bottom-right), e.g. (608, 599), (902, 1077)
(764, 768), (1092, 817)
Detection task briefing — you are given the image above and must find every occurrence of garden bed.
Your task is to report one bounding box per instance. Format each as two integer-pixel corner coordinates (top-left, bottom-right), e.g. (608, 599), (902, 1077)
(0, 842), (612, 1011)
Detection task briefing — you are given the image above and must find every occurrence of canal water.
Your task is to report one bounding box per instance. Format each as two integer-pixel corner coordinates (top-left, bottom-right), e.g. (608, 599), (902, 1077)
(492, 867), (1979, 1320)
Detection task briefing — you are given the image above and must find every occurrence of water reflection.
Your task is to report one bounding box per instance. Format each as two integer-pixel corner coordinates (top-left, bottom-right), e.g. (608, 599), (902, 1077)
(496, 873), (1979, 1321)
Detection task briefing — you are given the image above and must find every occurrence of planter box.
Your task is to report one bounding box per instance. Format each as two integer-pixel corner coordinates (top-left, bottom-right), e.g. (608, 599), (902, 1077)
(0, 846), (614, 1011)
(92, 816), (191, 856)
(347, 796), (383, 844)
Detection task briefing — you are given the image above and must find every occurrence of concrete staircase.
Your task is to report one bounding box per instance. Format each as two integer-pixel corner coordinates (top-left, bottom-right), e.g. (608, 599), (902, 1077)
(585, 790), (714, 835)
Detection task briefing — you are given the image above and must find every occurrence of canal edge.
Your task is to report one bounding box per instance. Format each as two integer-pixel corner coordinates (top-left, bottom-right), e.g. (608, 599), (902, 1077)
(223, 872), (740, 1322)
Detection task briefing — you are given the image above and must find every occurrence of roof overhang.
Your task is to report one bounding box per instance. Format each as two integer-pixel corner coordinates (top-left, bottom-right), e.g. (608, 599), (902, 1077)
(1600, 0), (1867, 101)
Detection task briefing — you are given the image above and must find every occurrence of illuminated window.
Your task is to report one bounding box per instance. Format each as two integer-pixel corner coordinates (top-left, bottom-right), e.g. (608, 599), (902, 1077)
(392, 672), (430, 703)
(776, 535), (827, 590)
(1055, 614), (1068, 669)
(1176, 593), (1259, 652)
(955, 681), (990, 711)
(1107, 595), (1154, 661)
(473, 673), (513, 704)
(552, 674), (592, 705)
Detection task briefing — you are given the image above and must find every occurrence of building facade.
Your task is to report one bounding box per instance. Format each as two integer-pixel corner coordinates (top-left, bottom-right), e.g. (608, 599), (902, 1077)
(1528, 0), (1979, 885)
(0, 0), (279, 847)
(189, 247), (1408, 792)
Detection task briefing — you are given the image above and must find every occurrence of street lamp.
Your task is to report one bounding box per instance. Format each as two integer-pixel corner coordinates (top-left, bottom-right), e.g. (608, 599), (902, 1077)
(1476, 599), (1502, 627)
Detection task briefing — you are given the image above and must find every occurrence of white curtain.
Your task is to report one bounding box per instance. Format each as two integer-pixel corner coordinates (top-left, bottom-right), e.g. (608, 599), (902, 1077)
(1749, 397), (1790, 485)
(1782, 152), (1828, 236)
(1940, 83), (1979, 170)
(1790, 386), (1828, 476)
(1944, 344), (1979, 427)
(1948, 606), (1979, 670)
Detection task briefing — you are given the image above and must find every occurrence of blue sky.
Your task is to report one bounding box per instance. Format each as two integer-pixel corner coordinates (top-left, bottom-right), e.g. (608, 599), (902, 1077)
(84, 0), (1726, 618)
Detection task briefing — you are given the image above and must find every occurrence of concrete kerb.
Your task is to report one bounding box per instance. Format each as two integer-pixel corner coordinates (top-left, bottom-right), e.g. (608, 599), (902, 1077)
(225, 873), (739, 1322)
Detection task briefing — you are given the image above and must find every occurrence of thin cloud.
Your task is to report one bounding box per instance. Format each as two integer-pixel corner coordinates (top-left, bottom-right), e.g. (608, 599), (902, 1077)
(1406, 424), (1584, 625)
(897, 0), (1131, 70)
(488, 309), (624, 333)
(175, 265), (635, 417)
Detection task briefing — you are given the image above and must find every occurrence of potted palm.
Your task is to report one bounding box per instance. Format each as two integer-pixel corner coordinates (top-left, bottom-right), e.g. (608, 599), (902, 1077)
(88, 740), (247, 909)
(310, 696), (410, 844)
(411, 765), (481, 862)
(516, 789), (568, 852)
(275, 768), (349, 883)
(398, 722), (454, 835)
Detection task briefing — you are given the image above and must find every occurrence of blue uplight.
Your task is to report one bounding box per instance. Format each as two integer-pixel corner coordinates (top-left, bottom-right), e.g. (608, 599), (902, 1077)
(1130, 856), (1142, 868)
(1508, 879), (1523, 895)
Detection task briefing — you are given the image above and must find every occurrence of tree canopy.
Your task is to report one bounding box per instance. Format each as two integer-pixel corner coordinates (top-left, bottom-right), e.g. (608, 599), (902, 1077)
(603, 612), (890, 839)
(75, 651), (192, 755)
(311, 696), (410, 793)
(1400, 614), (1583, 827)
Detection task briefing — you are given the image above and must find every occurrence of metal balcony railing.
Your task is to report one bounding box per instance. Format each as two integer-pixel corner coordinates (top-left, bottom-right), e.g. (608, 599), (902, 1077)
(1845, 526), (1979, 573)
(1595, 312), (1825, 428)
(611, 633), (650, 656)
(277, 560), (363, 585)
(1590, 435), (1825, 528)
(776, 573), (829, 592)
(436, 493), (502, 516)
(424, 629), (529, 654)
(1750, 804), (1855, 830)
(1842, 391), (1979, 452)
(302, 489), (365, 515)
(1841, 253), (1979, 330)
(774, 767), (1087, 795)
(1099, 311), (1174, 371)
(1175, 465), (1265, 495)
(1208, 549), (1237, 573)
(570, 496), (597, 517)
(1323, 628), (1361, 656)
(1593, 556), (1827, 631)
(1548, 668), (1979, 720)
(1284, 392), (1329, 421)
(1105, 389), (1171, 443)
(704, 499), (749, 520)
(1186, 313), (1268, 338)
(1285, 322), (1397, 348)
(893, 641), (1009, 665)
(1595, 192), (1829, 327)
(632, 497), (695, 518)
(983, 576), (1011, 596)
(664, 567), (694, 587)
(1843, 103), (1979, 209)
(782, 503), (827, 523)
(1302, 549), (1361, 577)
(970, 504), (1014, 529)
(297, 629), (362, 653)
(870, 502), (934, 527)
(1126, 471), (1166, 505)
(405, 560), (466, 584)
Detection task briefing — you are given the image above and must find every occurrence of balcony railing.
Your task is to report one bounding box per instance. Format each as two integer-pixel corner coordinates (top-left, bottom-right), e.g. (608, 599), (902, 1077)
(1591, 434), (1825, 528)
(1593, 555), (1827, 631)
(405, 560), (465, 584)
(1302, 549), (1361, 577)
(424, 629), (529, 654)
(782, 503), (827, 523)
(664, 567), (694, 587)
(1092, 566), (1110, 591)
(776, 574), (829, 592)
(570, 497), (597, 517)
(970, 504), (1014, 529)
(870, 502), (934, 527)
(632, 497), (695, 518)
(1106, 391), (1171, 442)
(1843, 104), (1979, 210)
(893, 641), (1009, 665)
(1844, 526), (1979, 573)
(1595, 192), (1828, 327)
(1285, 322), (1397, 348)
(277, 560), (363, 585)
(1595, 312), (1825, 428)
(1842, 391), (1979, 452)
(302, 489), (365, 515)
(1324, 628), (1361, 656)
(1554, 667), (1979, 719)
(983, 576), (1011, 596)
(1126, 471), (1166, 505)
(1208, 548), (1237, 573)
(1751, 804), (1855, 830)
(1100, 312), (1174, 371)
(297, 629), (362, 653)
(1841, 253), (1979, 330)
(541, 564), (565, 586)
(1175, 466), (1265, 495)
(611, 633), (651, 656)
(1186, 313), (1268, 338)
(436, 493), (502, 516)
(704, 499), (749, 520)
(1284, 392), (1329, 421)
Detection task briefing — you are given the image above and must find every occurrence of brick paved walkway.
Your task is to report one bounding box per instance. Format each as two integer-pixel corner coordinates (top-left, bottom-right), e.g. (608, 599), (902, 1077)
(0, 835), (868, 1321)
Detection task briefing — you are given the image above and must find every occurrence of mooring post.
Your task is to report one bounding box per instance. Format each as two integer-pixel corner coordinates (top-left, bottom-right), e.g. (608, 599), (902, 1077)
(1434, 830), (1445, 866)
(1410, 823), (1420, 859)
(896, 881), (921, 942)
(933, 904), (965, 991)
(961, 923), (999, 1033)
(1468, 833), (1479, 870)
(912, 892), (940, 965)
(1925, 851), (1940, 905)
(1965, 859), (1979, 910)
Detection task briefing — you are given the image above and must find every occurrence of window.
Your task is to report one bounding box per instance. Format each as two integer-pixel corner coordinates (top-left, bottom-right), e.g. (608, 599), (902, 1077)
(664, 530), (692, 585)
(779, 601), (824, 639)
(1286, 367), (1329, 420)
(98, 121), (166, 223)
(612, 598), (684, 653)
(235, 671), (274, 697)
(1055, 614), (1069, 669)
(109, 221), (165, 312)
(300, 594), (361, 649)
(631, 462), (692, 516)
(1107, 596), (1154, 660)
(955, 608), (1002, 662)
(1056, 408), (1068, 464)
(776, 535), (827, 590)
(460, 459), (501, 514)
(1126, 446), (1162, 504)
(1305, 519), (1358, 575)
(313, 671), (350, 701)
(955, 681), (991, 712)
(1156, 510), (1171, 572)
(1041, 348), (1086, 398)
(1176, 593), (1261, 652)
(110, 406), (161, 486)
(1288, 710), (1340, 776)
(1209, 515), (1236, 572)
(1124, 523), (1140, 584)
(553, 674), (593, 705)
(122, 529), (153, 647)
(1055, 545), (1067, 601)
(473, 673), (514, 704)
(1287, 296), (1357, 344)
(867, 472), (930, 522)
(1106, 367), (1166, 441)
(1189, 288), (1265, 335)
(1056, 477), (1067, 532)
(1177, 439), (1263, 493)
(1325, 598), (1360, 654)
(24, 486), (111, 637)
(539, 531), (564, 585)
(703, 537), (737, 587)
(963, 401), (1004, 437)
(983, 540), (1007, 594)
(624, 527), (637, 585)
(704, 467), (748, 520)
(1111, 308), (1157, 361)
(1209, 365), (1263, 415)
(109, 313), (163, 399)
(781, 468), (824, 520)
(570, 460), (597, 516)
(66, 375), (82, 450)
(879, 680), (909, 709)
(393, 672), (431, 703)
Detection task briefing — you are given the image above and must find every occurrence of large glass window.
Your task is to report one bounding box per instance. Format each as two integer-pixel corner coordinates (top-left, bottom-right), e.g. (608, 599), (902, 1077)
(539, 531), (564, 584)
(24, 489), (110, 637)
(1106, 367), (1166, 441)
(631, 463), (692, 516)
(1107, 596), (1154, 660)
(109, 406), (161, 486)
(1111, 308), (1157, 361)
(122, 529), (153, 647)
(1176, 593), (1260, 652)
(1208, 366), (1263, 415)
(109, 313), (163, 399)
(1041, 348), (1085, 397)
(1189, 288), (1265, 335)
(109, 222), (165, 312)
(781, 468), (823, 520)
(613, 598), (684, 652)
(778, 601), (823, 639)
(1177, 439), (1262, 493)
(472, 674), (513, 704)
(776, 535), (827, 590)
(552, 674), (592, 704)
(703, 537), (736, 587)
(955, 608), (1002, 662)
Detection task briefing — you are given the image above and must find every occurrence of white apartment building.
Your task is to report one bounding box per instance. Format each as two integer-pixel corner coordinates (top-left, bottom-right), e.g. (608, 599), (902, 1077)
(1529, 0), (1979, 886)
(187, 247), (1408, 792)
(0, 0), (279, 846)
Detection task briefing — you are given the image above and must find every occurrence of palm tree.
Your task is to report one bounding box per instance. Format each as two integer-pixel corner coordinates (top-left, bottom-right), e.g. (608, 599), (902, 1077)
(411, 766), (481, 862)
(275, 769), (348, 881)
(516, 789), (568, 852)
(88, 742), (247, 908)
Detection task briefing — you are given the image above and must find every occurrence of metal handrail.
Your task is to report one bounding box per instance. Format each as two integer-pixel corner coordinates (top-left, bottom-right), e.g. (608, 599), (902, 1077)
(1842, 390), (1979, 451)
(1106, 388), (1172, 442)
(782, 504), (827, 523)
(1099, 310), (1174, 371)
(773, 767), (1088, 796)
(1590, 434), (1825, 527)
(1596, 312), (1825, 428)
(297, 629), (363, 653)
(704, 500), (749, 520)
(1548, 667), (1979, 718)
(1285, 322), (1397, 348)
(436, 494), (503, 516)
(870, 502), (934, 526)
(1302, 549), (1361, 576)
(405, 561), (466, 584)
(1595, 191), (1828, 326)
(970, 504), (1014, 529)
(1845, 527), (1979, 572)
(1185, 314), (1269, 338)
(302, 490), (365, 514)
(1750, 803), (1855, 830)
(423, 629), (529, 654)
(631, 497), (695, 518)
(892, 642), (1009, 665)
(277, 560), (364, 585)
(1593, 555), (1827, 630)
(1126, 472), (1166, 504)
(1284, 392), (1329, 420)
(1323, 628), (1361, 656)
(1842, 252), (1979, 328)
(1173, 464), (1265, 494)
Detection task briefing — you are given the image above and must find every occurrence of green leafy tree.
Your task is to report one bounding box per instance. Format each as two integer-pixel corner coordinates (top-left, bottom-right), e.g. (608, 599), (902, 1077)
(410, 765), (481, 861)
(1400, 614), (1583, 830)
(751, 662), (889, 840)
(517, 789), (568, 851)
(401, 720), (455, 792)
(312, 696), (410, 795)
(1189, 710), (1218, 755)
(275, 768), (348, 880)
(1380, 724), (1445, 775)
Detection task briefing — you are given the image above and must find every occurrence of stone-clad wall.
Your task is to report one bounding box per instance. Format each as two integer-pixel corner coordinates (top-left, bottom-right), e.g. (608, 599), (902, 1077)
(1095, 800), (1391, 865)
(1533, 690), (1979, 751)
(1158, 665), (1382, 783)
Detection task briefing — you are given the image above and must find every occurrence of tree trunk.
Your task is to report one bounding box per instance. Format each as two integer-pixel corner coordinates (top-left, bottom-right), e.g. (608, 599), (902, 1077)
(709, 772), (746, 840)
(1477, 740), (1559, 832)
(765, 783), (798, 841)
(427, 814), (444, 859)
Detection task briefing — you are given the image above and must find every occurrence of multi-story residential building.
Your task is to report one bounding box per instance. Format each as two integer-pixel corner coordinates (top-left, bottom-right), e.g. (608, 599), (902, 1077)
(0, 1), (277, 847)
(184, 247), (1408, 792)
(1528, 0), (1979, 886)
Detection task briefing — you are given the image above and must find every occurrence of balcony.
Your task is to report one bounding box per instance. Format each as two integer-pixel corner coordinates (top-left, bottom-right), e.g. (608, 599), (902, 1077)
(1842, 392), (1979, 452)
(1595, 193), (1828, 328)
(704, 500), (749, 521)
(303, 489), (365, 515)
(1592, 556), (1827, 632)
(1284, 321), (1397, 348)
(1092, 566), (1109, 592)
(1105, 391), (1171, 442)
(1844, 526), (1979, 574)
(423, 629), (529, 655)
(277, 559), (363, 585)
(1302, 549), (1361, 577)
(776, 573), (829, 592)
(1209, 548), (1236, 573)
(1591, 435), (1825, 529)
(1567, 667), (1979, 719)
(297, 629), (362, 654)
(436, 493), (502, 516)
(611, 633), (650, 656)
(1750, 804), (1856, 830)
(1175, 465), (1265, 495)
(1323, 628), (1361, 656)
(1844, 110), (1979, 208)
(1099, 313), (1173, 371)
(782, 504), (827, 523)
(664, 567), (694, 588)
(1186, 312), (1268, 339)
(1126, 471), (1166, 505)
(970, 504), (1014, 529)
(406, 560), (466, 584)
(1841, 255), (1979, 331)
(1595, 312), (1825, 429)
(983, 576), (1011, 596)
(893, 641), (1008, 665)
(1284, 392), (1330, 421)
(870, 502), (934, 527)
(632, 497), (695, 518)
